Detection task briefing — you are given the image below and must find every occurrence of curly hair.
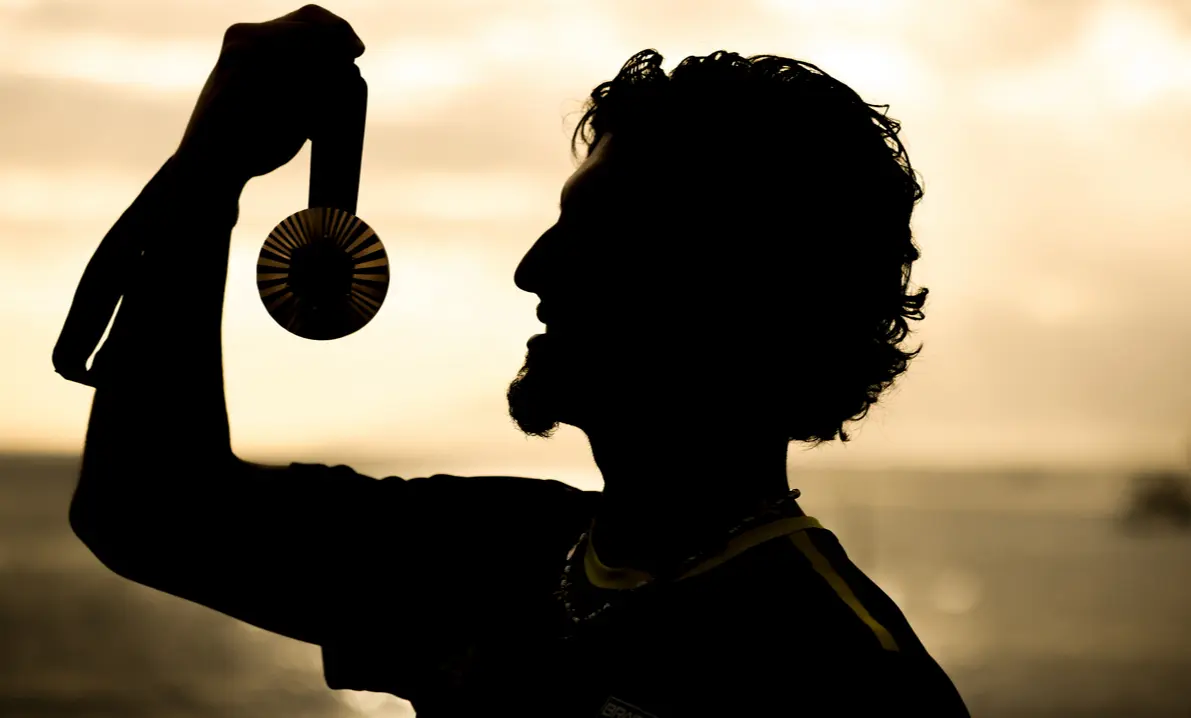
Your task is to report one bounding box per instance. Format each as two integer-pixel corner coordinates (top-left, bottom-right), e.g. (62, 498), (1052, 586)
(570, 49), (928, 445)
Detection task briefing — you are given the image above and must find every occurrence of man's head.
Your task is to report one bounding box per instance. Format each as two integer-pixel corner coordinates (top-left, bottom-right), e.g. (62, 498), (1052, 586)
(507, 49), (926, 446)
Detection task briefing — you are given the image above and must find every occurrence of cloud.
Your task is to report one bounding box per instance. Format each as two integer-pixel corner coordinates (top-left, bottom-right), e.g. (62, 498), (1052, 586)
(0, 1), (632, 99)
(2, 0), (504, 43)
(0, 164), (556, 221)
(975, 0), (1191, 120)
(0, 76), (587, 180)
(5, 0), (1191, 464)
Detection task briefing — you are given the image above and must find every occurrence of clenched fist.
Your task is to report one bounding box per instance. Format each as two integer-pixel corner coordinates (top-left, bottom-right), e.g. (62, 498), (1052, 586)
(176, 4), (366, 187)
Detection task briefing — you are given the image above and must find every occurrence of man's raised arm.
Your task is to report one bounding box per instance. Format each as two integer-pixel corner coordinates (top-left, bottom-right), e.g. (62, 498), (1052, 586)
(67, 5), (373, 646)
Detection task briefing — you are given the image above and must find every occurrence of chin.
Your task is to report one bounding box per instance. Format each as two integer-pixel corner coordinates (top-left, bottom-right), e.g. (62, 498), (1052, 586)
(510, 331), (649, 436)
(507, 341), (570, 437)
(510, 331), (617, 434)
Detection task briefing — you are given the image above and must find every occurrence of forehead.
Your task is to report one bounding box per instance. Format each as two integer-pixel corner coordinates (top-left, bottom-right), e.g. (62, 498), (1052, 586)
(560, 133), (617, 205)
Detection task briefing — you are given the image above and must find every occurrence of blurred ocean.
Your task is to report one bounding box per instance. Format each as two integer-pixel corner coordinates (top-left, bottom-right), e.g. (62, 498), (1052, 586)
(2, 453), (1190, 717)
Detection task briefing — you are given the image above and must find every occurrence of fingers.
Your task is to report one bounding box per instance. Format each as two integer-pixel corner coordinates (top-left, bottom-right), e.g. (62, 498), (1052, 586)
(278, 4), (366, 56)
(224, 4), (365, 64)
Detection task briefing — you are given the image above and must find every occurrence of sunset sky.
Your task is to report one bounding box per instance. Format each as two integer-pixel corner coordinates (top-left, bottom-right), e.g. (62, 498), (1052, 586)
(1, 0), (1190, 476)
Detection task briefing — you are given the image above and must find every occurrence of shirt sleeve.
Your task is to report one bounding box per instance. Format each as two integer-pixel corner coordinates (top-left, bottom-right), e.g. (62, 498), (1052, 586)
(285, 463), (596, 702)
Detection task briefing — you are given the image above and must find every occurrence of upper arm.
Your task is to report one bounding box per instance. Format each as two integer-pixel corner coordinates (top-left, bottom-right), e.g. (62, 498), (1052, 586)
(315, 473), (596, 699)
(72, 458), (414, 645)
(71, 456), (596, 682)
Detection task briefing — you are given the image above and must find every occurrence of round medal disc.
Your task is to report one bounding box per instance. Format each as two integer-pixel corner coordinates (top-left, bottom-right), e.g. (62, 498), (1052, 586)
(257, 207), (389, 340)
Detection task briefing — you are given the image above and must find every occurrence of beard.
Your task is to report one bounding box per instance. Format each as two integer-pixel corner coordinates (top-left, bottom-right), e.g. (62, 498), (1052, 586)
(506, 360), (561, 438)
(508, 328), (635, 437)
(506, 334), (577, 438)
(507, 328), (734, 438)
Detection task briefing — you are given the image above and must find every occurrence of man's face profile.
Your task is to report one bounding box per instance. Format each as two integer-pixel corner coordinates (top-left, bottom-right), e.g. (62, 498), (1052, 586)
(507, 134), (686, 438)
(506, 133), (760, 439)
(507, 134), (624, 438)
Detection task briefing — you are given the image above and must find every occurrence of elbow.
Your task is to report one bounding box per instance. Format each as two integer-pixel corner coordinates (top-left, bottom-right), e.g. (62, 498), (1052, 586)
(69, 469), (149, 581)
(71, 507), (158, 586)
(69, 471), (102, 551)
(69, 488), (131, 578)
(69, 453), (241, 583)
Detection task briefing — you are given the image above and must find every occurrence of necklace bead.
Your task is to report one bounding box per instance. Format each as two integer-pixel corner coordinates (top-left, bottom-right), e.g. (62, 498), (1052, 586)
(556, 488), (802, 632)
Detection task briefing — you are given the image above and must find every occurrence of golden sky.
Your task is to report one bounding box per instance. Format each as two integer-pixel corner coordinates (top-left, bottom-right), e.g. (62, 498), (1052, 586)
(2, 0), (1190, 473)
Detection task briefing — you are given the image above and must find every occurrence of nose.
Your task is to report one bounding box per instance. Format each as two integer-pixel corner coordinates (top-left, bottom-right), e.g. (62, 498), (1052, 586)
(514, 222), (563, 294)
(513, 246), (536, 294)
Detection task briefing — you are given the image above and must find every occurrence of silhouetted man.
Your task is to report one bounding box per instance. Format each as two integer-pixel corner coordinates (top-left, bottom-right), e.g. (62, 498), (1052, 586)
(68, 5), (970, 716)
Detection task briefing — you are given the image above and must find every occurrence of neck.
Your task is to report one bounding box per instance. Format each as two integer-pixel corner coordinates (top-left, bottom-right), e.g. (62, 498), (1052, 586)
(583, 424), (794, 576)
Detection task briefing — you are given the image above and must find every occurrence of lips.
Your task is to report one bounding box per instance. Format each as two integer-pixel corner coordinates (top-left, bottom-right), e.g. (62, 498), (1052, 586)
(533, 302), (600, 343)
(536, 303), (579, 330)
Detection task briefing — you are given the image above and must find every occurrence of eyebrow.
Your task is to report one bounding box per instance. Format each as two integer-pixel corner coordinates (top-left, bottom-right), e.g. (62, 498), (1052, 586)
(559, 171), (595, 212)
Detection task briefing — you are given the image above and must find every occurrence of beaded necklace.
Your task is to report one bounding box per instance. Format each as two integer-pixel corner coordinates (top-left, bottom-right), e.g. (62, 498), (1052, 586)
(554, 487), (803, 636)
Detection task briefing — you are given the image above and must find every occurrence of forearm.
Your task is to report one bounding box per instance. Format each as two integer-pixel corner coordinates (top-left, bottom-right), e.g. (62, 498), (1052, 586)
(79, 153), (247, 487)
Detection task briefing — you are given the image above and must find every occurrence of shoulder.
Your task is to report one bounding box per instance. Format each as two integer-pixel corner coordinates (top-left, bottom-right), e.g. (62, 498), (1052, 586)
(307, 466), (601, 699)
(729, 525), (916, 654)
(286, 462), (599, 566)
(407, 472), (596, 509)
(720, 527), (970, 714)
(287, 462), (598, 514)
(403, 473), (600, 563)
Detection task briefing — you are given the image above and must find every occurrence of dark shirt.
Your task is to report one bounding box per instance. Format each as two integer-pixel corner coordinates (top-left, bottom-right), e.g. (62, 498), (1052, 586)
(293, 463), (970, 717)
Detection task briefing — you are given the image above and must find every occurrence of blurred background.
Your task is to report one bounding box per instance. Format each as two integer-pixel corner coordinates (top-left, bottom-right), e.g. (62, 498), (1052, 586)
(2, 0), (1191, 715)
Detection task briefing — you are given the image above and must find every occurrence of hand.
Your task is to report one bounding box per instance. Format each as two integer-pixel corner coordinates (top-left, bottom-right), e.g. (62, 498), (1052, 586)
(175, 4), (366, 187)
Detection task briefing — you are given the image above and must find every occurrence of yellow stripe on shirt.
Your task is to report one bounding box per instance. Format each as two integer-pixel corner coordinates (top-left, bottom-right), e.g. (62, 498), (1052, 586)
(789, 531), (900, 652)
(585, 516), (824, 590)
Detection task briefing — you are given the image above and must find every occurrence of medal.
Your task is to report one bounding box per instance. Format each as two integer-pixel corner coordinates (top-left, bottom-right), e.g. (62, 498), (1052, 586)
(257, 68), (389, 340)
